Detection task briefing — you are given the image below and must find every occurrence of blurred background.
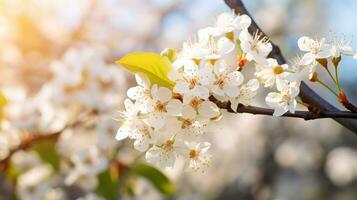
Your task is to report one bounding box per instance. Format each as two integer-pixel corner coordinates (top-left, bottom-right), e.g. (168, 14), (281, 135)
(0, 0), (356, 199)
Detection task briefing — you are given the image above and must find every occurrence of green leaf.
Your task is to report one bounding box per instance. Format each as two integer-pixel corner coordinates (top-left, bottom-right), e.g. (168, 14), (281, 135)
(132, 163), (175, 195)
(31, 140), (60, 170)
(96, 169), (118, 200)
(160, 48), (177, 63)
(116, 52), (174, 88)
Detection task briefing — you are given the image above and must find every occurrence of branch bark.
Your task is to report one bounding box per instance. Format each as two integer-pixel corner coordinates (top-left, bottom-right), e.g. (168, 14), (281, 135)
(214, 100), (357, 120)
(224, 0), (357, 133)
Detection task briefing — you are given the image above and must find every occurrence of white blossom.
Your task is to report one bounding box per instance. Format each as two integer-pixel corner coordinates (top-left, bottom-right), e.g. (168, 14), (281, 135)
(265, 80), (300, 116)
(230, 79), (260, 111)
(183, 142), (212, 172)
(255, 58), (289, 88)
(210, 61), (244, 98)
(298, 36), (331, 60)
(239, 29), (272, 65)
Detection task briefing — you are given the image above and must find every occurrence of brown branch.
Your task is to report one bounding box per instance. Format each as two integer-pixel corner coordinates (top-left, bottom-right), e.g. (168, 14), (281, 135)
(0, 111), (93, 171)
(0, 132), (61, 171)
(211, 97), (357, 120)
(224, 0), (357, 134)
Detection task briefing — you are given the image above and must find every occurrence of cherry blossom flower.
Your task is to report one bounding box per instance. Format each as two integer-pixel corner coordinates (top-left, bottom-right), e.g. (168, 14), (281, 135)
(230, 79), (260, 111)
(265, 80), (300, 116)
(146, 85), (181, 130)
(255, 58), (289, 88)
(239, 29), (272, 65)
(210, 61), (244, 98)
(285, 54), (316, 82)
(216, 12), (251, 34)
(183, 142), (212, 172)
(116, 99), (140, 140)
(298, 36), (331, 60)
(127, 74), (152, 111)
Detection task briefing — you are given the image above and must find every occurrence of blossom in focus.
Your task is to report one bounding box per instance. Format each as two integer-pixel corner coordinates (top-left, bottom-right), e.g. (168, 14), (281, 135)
(265, 80), (300, 116)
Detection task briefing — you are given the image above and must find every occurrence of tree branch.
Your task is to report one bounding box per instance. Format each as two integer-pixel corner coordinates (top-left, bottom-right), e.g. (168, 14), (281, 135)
(0, 111), (93, 171)
(224, 0), (357, 133)
(213, 100), (357, 120)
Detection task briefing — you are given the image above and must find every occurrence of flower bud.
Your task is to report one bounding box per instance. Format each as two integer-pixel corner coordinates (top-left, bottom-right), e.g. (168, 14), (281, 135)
(316, 58), (328, 68)
(332, 56), (341, 68)
(309, 72), (318, 82)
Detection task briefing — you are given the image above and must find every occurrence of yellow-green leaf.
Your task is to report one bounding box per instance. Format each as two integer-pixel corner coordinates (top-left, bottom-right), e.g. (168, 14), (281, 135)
(160, 48), (177, 63)
(116, 52), (174, 88)
(133, 163), (175, 195)
(31, 140), (60, 170)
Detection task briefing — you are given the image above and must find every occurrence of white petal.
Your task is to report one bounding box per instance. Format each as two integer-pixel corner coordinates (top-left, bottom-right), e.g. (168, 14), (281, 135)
(135, 74), (150, 88)
(167, 99), (183, 116)
(276, 79), (289, 92)
(198, 101), (220, 118)
(273, 106), (288, 117)
(224, 86), (240, 98)
(157, 87), (172, 103)
(127, 86), (145, 100)
(134, 138), (150, 152)
(289, 99), (297, 114)
(182, 105), (197, 120)
(298, 36), (315, 52)
(265, 92), (281, 107)
(300, 53), (315, 65)
(173, 81), (190, 94)
(230, 98), (239, 112)
(246, 79), (260, 91)
(212, 85), (225, 96)
(218, 37), (235, 55)
(200, 142), (211, 152)
(198, 67), (214, 86)
(191, 86), (209, 100)
(235, 14), (251, 30)
(116, 127), (129, 140)
(289, 82), (300, 97)
(124, 99), (135, 111)
(151, 84), (159, 100)
(147, 113), (166, 130)
(227, 71), (244, 86)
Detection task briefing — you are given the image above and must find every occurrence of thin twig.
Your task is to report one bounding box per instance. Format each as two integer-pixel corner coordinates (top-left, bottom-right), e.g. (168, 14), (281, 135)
(224, 0), (357, 134)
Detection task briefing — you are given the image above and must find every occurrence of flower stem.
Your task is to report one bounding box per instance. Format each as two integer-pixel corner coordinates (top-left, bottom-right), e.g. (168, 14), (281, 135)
(317, 79), (339, 97)
(334, 66), (342, 91)
(325, 67), (338, 86)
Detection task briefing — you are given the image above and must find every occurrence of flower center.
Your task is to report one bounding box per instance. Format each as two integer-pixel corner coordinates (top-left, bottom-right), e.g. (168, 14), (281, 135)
(154, 101), (166, 112)
(140, 127), (152, 139)
(282, 94), (291, 103)
(215, 76), (226, 89)
(237, 54), (248, 70)
(182, 119), (193, 128)
(190, 97), (202, 109)
(312, 47), (321, 54)
(162, 140), (174, 152)
(189, 78), (198, 89)
(189, 149), (199, 159)
(273, 66), (284, 74)
(84, 157), (94, 165)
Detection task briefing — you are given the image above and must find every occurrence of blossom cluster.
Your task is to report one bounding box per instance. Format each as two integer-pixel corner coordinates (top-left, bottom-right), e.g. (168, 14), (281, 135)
(0, 0), (179, 198)
(117, 11), (357, 170)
